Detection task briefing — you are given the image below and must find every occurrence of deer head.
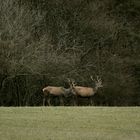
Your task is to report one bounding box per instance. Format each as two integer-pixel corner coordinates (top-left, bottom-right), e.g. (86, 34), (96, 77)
(67, 78), (77, 87)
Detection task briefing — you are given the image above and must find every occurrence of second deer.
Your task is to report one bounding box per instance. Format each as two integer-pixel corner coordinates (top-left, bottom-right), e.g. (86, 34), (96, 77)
(68, 76), (103, 105)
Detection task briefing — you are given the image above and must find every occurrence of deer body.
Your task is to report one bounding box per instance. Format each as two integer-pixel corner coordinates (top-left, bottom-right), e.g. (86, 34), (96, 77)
(42, 86), (70, 106)
(43, 86), (66, 96)
(71, 86), (97, 97)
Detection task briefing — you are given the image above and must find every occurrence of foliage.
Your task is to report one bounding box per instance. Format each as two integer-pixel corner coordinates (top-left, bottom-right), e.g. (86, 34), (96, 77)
(0, 0), (140, 106)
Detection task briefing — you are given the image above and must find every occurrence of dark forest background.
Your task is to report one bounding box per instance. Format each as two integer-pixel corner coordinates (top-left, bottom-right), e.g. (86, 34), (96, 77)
(0, 0), (140, 106)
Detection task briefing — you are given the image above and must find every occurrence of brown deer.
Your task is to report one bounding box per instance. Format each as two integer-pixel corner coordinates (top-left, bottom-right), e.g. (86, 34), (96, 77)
(42, 86), (71, 106)
(68, 76), (103, 105)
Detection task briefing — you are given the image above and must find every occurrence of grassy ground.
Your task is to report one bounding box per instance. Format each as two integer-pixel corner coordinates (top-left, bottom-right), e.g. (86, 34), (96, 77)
(0, 107), (140, 140)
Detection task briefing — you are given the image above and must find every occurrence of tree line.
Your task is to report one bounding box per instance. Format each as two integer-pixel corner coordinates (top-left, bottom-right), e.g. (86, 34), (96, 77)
(0, 0), (140, 106)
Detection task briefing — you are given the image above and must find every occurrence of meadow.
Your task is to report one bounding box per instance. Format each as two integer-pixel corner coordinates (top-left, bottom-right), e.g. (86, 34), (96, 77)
(0, 107), (140, 140)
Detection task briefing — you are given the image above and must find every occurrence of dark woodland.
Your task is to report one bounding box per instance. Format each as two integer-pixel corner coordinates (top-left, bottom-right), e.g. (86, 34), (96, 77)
(0, 0), (140, 106)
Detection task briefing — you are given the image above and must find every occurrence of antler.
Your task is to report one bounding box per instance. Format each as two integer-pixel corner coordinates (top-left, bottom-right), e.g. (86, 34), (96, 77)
(91, 75), (102, 86)
(67, 78), (71, 83)
(90, 75), (94, 81)
(95, 75), (103, 88)
(96, 75), (102, 82)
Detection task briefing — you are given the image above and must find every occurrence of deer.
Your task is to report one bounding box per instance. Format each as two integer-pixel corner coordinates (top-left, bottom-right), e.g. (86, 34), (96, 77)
(42, 86), (71, 106)
(68, 76), (103, 105)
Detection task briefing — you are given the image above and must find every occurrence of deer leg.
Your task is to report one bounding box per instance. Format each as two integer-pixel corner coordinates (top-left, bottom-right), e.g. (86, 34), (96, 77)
(90, 96), (94, 106)
(43, 96), (46, 106)
(74, 95), (78, 106)
(72, 95), (76, 106)
(60, 95), (64, 106)
(77, 96), (79, 106)
(90, 97), (92, 106)
(87, 97), (90, 106)
(47, 95), (51, 106)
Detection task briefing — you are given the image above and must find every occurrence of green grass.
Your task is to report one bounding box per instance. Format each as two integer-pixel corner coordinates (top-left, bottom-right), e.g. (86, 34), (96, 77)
(0, 107), (140, 140)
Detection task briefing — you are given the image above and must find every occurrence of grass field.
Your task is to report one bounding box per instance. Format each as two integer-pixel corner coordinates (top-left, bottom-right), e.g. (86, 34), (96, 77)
(0, 107), (140, 140)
